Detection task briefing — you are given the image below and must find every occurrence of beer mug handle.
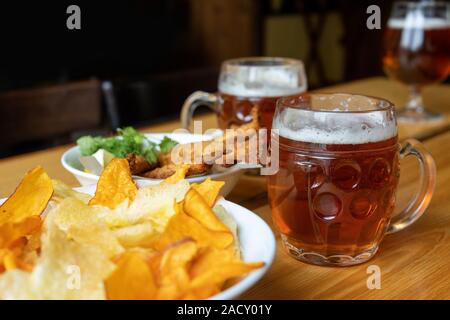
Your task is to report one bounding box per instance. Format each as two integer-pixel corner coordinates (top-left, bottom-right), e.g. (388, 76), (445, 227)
(387, 139), (436, 234)
(181, 91), (219, 131)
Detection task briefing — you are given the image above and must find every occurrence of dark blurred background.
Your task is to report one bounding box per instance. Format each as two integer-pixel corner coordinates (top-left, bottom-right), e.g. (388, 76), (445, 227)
(0, 0), (397, 157)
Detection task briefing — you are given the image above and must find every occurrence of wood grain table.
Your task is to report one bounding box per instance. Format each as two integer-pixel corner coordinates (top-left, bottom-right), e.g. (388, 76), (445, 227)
(1, 77), (450, 299)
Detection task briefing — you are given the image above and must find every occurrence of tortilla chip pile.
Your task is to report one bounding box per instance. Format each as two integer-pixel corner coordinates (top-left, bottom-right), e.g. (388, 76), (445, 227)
(0, 159), (263, 299)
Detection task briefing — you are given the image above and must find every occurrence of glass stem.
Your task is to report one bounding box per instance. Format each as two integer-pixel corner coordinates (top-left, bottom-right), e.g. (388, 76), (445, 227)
(406, 86), (425, 114)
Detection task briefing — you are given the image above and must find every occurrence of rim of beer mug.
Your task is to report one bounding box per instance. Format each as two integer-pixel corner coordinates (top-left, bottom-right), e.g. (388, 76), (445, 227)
(276, 93), (395, 114)
(219, 57), (307, 97)
(273, 93), (399, 153)
(393, 1), (450, 8)
(221, 56), (305, 69)
(390, 0), (450, 17)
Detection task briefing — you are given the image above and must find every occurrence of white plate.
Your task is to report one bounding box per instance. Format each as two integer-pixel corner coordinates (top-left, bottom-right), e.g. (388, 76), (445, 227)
(209, 199), (275, 300)
(61, 132), (245, 197)
(0, 185), (276, 300)
(74, 185), (275, 300)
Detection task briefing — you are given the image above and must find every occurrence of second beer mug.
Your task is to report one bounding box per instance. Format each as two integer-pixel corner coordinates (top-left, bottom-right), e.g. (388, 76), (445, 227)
(181, 57), (307, 130)
(268, 93), (436, 266)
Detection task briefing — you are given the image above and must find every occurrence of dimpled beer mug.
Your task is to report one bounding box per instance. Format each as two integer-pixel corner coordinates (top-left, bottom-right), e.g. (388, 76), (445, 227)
(268, 93), (436, 266)
(181, 57), (307, 130)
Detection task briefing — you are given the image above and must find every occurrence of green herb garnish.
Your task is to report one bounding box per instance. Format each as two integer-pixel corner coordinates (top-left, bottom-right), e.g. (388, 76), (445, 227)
(159, 136), (179, 154)
(77, 127), (178, 164)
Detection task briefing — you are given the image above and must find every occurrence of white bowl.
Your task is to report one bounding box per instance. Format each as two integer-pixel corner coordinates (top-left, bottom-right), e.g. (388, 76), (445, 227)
(210, 199), (275, 300)
(74, 184), (275, 300)
(61, 132), (245, 197)
(0, 186), (276, 300)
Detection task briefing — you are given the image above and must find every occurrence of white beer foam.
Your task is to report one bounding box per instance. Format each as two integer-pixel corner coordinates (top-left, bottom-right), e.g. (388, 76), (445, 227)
(219, 68), (306, 97)
(219, 83), (304, 97)
(273, 108), (397, 145)
(388, 17), (450, 30)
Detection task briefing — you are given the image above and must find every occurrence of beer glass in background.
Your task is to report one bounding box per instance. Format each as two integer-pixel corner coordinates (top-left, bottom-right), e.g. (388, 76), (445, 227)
(268, 93), (436, 266)
(181, 57), (307, 130)
(383, 1), (450, 122)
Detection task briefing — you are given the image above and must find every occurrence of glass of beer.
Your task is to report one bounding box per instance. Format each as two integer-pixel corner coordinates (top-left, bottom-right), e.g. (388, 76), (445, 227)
(383, 1), (450, 122)
(268, 93), (436, 266)
(181, 57), (307, 130)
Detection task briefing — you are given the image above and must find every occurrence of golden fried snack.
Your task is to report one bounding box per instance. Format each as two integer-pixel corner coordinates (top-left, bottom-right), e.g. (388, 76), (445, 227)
(201, 106), (261, 166)
(157, 152), (172, 167)
(0, 164), (265, 299)
(143, 164), (177, 179)
(146, 141), (212, 179)
(141, 106), (261, 178)
(143, 163), (210, 179)
(126, 154), (155, 175)
(186, 163), (211, 177)
(203, 114), (262, 167)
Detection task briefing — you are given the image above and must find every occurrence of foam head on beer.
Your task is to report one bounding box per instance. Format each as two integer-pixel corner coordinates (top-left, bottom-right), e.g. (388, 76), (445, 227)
(388, 15), (450, 30)
(219, 58), (307, 98)
(273, 94), (398, 145)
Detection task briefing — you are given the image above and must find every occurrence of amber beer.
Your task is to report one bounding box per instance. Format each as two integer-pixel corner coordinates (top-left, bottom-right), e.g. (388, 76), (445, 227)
(218, 94), (294, 130)
(383, 18), (450, 86)
(268, 134), (399, 261)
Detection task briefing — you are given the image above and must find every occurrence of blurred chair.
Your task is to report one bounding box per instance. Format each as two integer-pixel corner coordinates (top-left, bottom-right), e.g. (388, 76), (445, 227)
(0, 79), (118, 157)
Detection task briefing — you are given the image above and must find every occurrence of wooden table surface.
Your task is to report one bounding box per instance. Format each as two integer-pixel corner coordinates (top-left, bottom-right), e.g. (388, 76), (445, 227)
(1, 77), (450, 299)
